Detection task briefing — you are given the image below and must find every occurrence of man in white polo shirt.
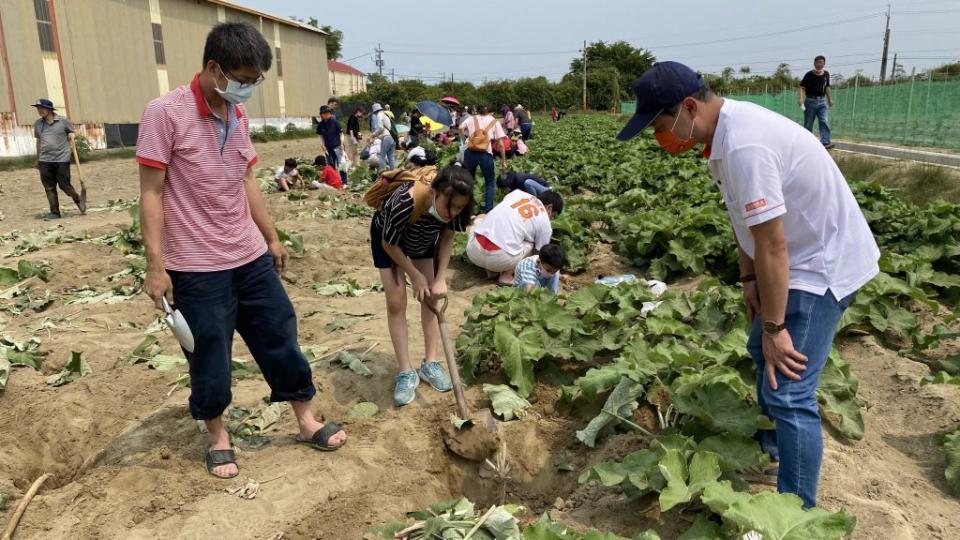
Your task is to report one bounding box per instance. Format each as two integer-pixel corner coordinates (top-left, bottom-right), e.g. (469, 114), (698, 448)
(466, 190), (564, 286)
(617, 62), (879, 509)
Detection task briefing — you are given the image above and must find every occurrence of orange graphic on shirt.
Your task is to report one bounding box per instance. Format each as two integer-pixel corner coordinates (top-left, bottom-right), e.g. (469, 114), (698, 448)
(510, 197), (543, 219)
(745, 199), (767, 212)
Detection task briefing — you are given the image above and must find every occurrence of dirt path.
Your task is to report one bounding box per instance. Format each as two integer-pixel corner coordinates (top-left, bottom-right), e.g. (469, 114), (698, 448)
(1, 144), (959, 539)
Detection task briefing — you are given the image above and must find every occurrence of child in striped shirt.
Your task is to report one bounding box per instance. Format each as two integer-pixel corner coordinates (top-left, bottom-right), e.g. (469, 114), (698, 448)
(514, 243), (567, 294)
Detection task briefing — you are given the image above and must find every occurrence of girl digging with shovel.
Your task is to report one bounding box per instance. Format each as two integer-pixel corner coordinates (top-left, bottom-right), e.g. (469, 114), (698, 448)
(369, 166), (475, 407)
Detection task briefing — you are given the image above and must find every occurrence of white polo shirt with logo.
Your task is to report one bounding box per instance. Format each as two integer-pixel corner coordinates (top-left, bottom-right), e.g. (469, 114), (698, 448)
(707, 99), (879, 301)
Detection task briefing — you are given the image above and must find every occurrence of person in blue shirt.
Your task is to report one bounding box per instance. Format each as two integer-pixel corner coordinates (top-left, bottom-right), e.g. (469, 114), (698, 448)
(514, 243), (566, 294)
(316, 105), (343, 174)
(497, 171), (550, 196)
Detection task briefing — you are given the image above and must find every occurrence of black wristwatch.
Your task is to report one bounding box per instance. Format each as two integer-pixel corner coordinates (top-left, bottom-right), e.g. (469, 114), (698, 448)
(762, 320), (786, 336)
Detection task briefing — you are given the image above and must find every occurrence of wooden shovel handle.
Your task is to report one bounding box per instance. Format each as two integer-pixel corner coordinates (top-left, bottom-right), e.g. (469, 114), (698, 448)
(70, 139), (84, 182)
(2, 473), (50, 540)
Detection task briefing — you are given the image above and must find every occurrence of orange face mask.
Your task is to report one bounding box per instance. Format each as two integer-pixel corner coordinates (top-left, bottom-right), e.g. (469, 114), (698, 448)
(655, 108), (697, 155)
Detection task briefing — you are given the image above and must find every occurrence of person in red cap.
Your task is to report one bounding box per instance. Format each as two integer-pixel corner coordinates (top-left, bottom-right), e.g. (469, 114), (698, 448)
(618, 61), (879, 509)
(32, 98), (85, 218)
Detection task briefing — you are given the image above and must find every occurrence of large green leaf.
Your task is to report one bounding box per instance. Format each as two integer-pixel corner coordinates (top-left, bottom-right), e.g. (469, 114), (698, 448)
(657, 450), (722, 512)
(943, 427), (960, 497)
(576, 376), (644, 447)
(483, 384), (532, 421)
(672, 379), (773, 438)
(816, 351), (865, 440)
(147, 355), (187, 371)
(494, 323), (537, 397)
(579, 448), (660, 488)
(701, 480), (856, 539)
(677, 515), (722, 540)
(128, 335), (161, 365)
(45, 351), (91, 387)
(0, 267), (18, 286)
(17, 260), (50, 281)
(6, 349), (44, 370)
(696, 434), (769, 472)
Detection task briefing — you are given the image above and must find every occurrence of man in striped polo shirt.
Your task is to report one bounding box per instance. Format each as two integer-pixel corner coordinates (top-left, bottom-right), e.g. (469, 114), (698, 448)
(137, 23), (346, 479)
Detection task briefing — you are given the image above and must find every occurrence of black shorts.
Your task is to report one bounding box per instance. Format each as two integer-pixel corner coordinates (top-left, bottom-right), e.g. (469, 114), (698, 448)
(370, 217), (436, 269)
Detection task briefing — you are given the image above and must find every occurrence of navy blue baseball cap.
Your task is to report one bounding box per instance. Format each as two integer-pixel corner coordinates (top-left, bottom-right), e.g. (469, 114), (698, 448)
(31, 98), (56, 110)
(617, 61), (704, 141)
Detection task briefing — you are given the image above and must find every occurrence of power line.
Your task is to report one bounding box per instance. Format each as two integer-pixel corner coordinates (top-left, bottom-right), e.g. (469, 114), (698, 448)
(383, 49), (577, 57)
(641, 13), (885, 50)
(340, 51), (370, 63)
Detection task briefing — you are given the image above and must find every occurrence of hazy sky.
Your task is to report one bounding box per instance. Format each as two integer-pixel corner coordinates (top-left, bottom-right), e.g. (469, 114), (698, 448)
(243, 0), (960, 83)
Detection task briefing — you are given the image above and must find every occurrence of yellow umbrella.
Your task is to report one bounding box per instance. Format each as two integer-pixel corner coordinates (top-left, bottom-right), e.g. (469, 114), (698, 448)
(418, 115), (447, 133)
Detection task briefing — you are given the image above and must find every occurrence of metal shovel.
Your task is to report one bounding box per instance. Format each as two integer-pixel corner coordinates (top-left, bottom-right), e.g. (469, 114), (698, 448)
(424, 295), (498, 460)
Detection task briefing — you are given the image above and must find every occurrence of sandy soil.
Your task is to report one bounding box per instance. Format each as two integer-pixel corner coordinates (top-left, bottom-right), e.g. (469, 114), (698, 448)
(1, 139), (959, 539)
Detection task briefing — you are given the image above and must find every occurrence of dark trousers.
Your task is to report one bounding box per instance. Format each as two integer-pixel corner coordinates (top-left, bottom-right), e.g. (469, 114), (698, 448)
(519, 122), (532, 141)
(463, 150), (496, 212)
(327, 146), (348, 186)
(168, 252), (316, 420)
(39, 161), (80, 216)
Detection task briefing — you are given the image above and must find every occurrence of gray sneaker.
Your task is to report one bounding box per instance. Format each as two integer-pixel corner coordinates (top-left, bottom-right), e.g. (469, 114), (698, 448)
(394, 370), (420, 407)
(418, 361), (453, 392)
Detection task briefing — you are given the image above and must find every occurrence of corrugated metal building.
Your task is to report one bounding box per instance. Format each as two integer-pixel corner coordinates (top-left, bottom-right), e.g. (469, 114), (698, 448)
(0, 0), (330, 157)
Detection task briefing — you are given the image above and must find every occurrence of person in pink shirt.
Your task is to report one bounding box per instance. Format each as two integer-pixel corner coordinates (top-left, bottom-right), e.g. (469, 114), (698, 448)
(459, 105), (507, 212)
(137, 23), (346, 480)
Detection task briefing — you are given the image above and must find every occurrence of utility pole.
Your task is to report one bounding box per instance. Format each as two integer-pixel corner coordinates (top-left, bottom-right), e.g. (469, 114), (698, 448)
(391, 68), (395, 83)
(581, 40), (587, 111)
(879, 4), (891, 84)
(892, 53), (898, 82)
(375, 43), (384, 76)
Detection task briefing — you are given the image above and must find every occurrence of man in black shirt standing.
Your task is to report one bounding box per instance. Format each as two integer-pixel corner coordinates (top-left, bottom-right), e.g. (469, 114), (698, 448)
(346, 107), (363, 165)
(798, 55), (834, 149)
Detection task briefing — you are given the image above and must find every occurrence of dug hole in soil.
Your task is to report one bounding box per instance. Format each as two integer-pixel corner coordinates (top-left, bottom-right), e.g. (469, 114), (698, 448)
(1, 138), (959, 539)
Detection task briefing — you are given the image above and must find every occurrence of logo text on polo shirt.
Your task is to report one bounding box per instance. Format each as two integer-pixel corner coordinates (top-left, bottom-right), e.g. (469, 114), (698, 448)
(745, 198), (767, 212)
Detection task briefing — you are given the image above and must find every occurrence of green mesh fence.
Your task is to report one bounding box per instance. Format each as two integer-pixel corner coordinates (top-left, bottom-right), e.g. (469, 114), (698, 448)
(622, 79), (960, 152)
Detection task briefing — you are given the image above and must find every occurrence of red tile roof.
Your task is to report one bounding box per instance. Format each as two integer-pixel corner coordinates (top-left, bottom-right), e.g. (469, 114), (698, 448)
(327, 61), (365, 77)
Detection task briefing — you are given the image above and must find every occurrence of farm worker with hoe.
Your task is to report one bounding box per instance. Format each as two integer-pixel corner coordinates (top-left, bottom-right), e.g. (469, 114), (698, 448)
(617, 61), (879, 509)
(466, 189), (564, 287)
(137, 22), (346, 480)
(33, 98), (86, 219)
(368, 166), (475, 406)
(799, 55), (835, 150)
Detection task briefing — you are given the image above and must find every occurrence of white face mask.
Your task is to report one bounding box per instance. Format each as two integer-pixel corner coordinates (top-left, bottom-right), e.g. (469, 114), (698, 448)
(214, 64), (257, 104)
(429, 195), (450, 223)
(538, 263), (556, 279)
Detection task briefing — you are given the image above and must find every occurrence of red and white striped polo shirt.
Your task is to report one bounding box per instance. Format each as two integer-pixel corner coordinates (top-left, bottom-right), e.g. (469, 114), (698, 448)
(136, 74), (266, 272)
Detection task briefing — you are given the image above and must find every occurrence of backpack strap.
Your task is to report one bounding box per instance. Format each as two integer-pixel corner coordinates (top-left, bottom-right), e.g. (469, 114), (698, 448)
(409, 179), (433, 224)
(482, 116), (497, 133)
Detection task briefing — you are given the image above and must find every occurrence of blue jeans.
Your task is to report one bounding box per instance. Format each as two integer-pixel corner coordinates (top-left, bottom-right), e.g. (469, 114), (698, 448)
(746, 288), (856, 508)
(519, 122), (532, 141)
(521, 179), (550, 196)
(803, 97), (831, 145)
(464, 150), (496, 212)
(378, 135), (396, 171)
(168, 252), (316, 420)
